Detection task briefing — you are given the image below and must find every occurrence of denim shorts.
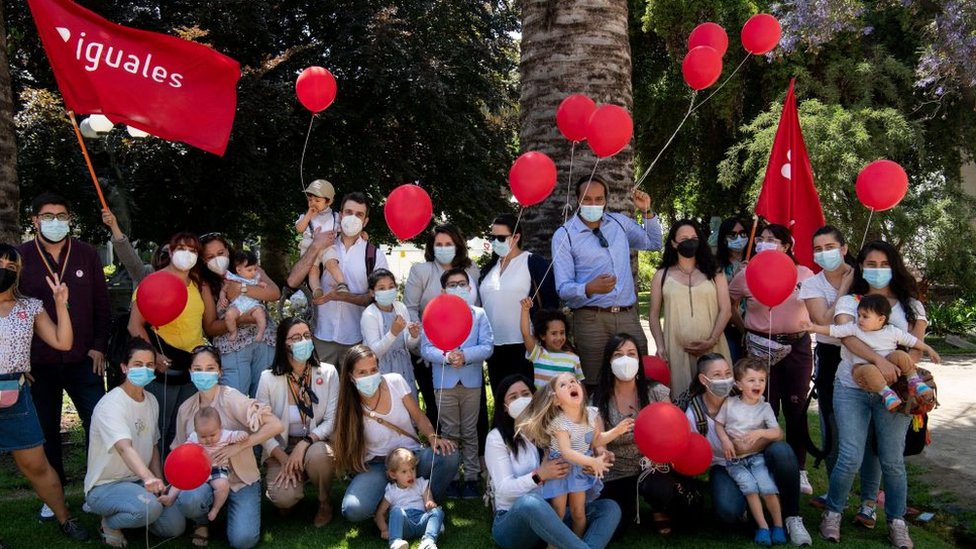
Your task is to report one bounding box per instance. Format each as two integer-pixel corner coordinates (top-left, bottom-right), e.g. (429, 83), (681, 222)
(726, 453), (778, 496)
(0, 374), (45, 453)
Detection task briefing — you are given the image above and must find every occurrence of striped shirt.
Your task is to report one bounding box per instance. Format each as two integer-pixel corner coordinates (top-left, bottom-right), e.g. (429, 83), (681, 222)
(528, 345), (584, 389)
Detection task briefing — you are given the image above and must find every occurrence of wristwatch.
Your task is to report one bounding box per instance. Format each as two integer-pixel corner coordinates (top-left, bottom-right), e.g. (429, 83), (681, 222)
(240, 284), (248, 295)
(531, 472), (542, 485)
(301, 435), (314, 445)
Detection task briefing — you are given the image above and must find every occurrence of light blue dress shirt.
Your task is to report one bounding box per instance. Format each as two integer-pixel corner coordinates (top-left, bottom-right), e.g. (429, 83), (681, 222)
(420, 305), (494, 389)
(551, 212), (663, 309)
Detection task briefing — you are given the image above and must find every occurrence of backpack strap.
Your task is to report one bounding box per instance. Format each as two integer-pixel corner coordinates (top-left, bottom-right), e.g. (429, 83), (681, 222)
(365, 242), (377, 277)
(689, 396), (709, 436)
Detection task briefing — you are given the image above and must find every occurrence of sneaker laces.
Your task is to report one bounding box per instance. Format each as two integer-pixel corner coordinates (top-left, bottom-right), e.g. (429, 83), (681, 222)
(858, 503), (877, 519)
(889, 519), (912, 547)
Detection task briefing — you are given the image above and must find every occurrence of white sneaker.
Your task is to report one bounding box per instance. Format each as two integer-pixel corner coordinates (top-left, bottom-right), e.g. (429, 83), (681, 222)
(786, 516), (812, 546)
(390, 539), (409, 549)
(888, 518), (914, 549)
(38, 503), (55, 521)
(419, 538), (438, 549)
(799, 470), (813, 495)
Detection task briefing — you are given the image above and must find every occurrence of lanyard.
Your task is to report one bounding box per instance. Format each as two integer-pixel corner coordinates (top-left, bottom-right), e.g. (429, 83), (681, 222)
(34, 237), (71, 281)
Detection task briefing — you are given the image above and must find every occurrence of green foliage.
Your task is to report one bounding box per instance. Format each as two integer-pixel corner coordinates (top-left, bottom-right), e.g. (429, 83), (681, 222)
(926, 298), (976, 337)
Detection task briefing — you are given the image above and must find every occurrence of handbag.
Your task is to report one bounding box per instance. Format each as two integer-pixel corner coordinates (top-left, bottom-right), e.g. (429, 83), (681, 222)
(745, 332), (792, 364)
(0, 375), (24, 409)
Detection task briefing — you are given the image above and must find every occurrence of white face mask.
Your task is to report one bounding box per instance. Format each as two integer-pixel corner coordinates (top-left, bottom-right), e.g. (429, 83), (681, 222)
(755, 241), (779, 253)
(206, 256), (229, 276)
(610, 356), (639, 381)
(341, 215), (364, 237)
(579, 205), (604, 223)
(171, 250), (198, 271)
(507, 396), (532, 420)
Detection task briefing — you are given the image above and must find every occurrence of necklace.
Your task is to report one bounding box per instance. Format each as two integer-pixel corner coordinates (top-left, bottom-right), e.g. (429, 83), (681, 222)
(362, 387), (382, 412)
(676, 263), (696, 317)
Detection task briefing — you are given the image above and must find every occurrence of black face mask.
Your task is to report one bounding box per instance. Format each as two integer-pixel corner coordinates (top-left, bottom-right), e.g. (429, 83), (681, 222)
(676, 239), (699, 258)
(0, 269), (17, 293)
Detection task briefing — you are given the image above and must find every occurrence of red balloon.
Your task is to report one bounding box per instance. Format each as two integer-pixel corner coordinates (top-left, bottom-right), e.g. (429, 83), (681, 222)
(422, 294), (474, 351)
(384, 184), (433, 240)
(688, 22), (728, 57)
(741, 14), (781, 55)
(634, 402), (692, 464)
(556, 94), (597, 142)
(682, 46), (723, 91)
(509, 152), (557, 207)
(671, 433), (712, 476)
(642, 355), (671, 388)
(586, 105), (633, 158)
(296, 66), (338, 113)
(745, 250), (798, 307)
(136, 271), (188, 327)
(164, 443), (211, 490)
(856, 160), (908, 211)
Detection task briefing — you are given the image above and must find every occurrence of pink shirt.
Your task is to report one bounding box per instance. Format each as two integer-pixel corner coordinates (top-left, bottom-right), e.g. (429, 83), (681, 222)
(729, 265), (814, 334)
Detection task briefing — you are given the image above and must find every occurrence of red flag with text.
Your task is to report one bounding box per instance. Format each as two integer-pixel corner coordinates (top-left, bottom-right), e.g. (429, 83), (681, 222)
(755, 78), (825, 271)
(27, 0), (240, 156)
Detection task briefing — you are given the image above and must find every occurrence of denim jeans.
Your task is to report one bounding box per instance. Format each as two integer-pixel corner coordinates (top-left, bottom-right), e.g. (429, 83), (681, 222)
(86, 480), (185, 536)
(491, 492), (620, 549)
(388, 506), (444, 544)
(712, 440), (800, 522)
(219, 341), (274, 398)
(176, 480), (262, 548)
(827, 382), (910, 520)
(341, 448), (460, 522)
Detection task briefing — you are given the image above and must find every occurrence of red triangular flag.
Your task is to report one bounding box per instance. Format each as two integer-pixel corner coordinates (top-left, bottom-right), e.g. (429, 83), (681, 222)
(27, 0), (241, 156)
(755, 78), (825, 271)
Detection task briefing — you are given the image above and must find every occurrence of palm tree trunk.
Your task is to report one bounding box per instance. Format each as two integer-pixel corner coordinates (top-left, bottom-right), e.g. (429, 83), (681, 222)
(0, 0), (20, 245)
(517, 0), (634, 254)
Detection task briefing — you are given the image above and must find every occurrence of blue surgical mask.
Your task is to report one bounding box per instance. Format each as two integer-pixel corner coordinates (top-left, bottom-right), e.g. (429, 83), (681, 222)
(814, 248), (843, 272)
(863, 267), (892, 289)
(491, 238), (511, 258)
(433, 246), (455, 265)
(446, 286), (470, 301)
(40, 219), (70, 243)
(374, 288), (397, 307)
(727, 236), (748, 251)
(579, 205), (604, 223)
(354, 372), (382, 397)
(190, 371), (220, 392)
(126, 366), (155, 388)
(755, 241), (779, 253)
(290, 339), (314, 362)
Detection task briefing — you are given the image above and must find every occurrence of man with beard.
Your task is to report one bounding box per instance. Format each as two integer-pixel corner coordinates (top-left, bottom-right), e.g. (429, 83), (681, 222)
(18, 192), (110, 520)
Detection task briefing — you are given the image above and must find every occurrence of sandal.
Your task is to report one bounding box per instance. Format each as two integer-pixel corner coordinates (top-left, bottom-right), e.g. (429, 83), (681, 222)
(191, 525), (209, 547)
(99, 526), (128, 548)
(652, 512), (672, 535)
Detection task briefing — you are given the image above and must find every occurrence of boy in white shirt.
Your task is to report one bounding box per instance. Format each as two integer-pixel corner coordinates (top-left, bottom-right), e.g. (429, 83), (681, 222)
(294, 179), (349, 296)
(374, 448), (445, 549)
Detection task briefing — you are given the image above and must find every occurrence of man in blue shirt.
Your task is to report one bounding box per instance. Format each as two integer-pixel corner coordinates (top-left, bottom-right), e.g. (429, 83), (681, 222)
(551, 177), (662, 387)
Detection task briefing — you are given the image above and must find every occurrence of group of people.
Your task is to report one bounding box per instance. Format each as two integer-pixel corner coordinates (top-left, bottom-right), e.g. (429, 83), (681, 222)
(0, 176), (931, 549)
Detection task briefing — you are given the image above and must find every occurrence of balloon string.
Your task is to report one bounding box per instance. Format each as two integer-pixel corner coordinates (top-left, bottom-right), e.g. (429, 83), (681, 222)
(299, 114), (316, 193)
(430, 354), (448, 483)
(633, 91), (697, 191)
(512, 207), (525, 243)
(766, 309), (772, 402)
(859, 208), (875, 251)
(690, 53), (751, 114)
(563, 142), (577, 222)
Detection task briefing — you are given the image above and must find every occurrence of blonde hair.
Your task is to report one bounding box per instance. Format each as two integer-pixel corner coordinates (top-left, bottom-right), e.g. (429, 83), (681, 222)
(515, 373), (589, 448)
(386, 447), (418, 473)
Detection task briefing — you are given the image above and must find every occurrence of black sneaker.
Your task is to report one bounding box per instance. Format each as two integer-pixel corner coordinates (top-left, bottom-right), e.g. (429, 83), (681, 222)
(461, 480), (480, 500)
(445, 480), (461, 499)
(59, 517), (91, 541)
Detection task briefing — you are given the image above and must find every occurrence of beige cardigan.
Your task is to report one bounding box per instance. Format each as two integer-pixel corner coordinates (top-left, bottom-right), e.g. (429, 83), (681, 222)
(255, 363), (339, 463)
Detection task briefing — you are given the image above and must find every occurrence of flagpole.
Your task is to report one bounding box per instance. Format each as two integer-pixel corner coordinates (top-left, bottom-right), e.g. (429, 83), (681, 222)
(67, 111), (109, 210)
(745, 214), (760, 261)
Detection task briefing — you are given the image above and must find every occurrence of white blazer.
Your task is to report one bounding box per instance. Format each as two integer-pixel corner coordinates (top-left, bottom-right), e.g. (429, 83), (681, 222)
(256, 363), (339, 462)
(360, 301), (420, 359)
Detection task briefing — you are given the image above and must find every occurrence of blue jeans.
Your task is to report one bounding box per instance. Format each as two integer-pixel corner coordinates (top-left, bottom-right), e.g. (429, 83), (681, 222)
(827, 383), (910, 520)
(388, 507), (444, 544)
(726, 453), (778, 496)
(219, 341), (273, 398)
(341, 448), (460, 522)
(712, 440), (799, 523)
(86, 481), (185, 536)
(176, 480), (262, 548)
(492, 492), (620, 549)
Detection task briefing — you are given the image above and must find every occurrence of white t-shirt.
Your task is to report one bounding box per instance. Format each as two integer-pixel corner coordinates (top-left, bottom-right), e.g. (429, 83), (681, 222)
(384, 477), (429, 510)
(364, 374), (422, 461)
(799, 271), (842, 345)
(829, 324), (918, 365)
(685, 400), (724, 467)
(314, 236), (390, 344)
(715, 396), (779, 458)
(833, 295), (926, 389)
(479, 252), (532, 345)
(297, 209), (337, 238)
(84, 387), (159, 494)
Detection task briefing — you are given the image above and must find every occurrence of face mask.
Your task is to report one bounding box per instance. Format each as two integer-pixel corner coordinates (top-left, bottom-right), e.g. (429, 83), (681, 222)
(40, 219), (70, 243)
(290, 339), (314, 362)
(433, 246), (456, 265)
(0, 270), (16, 293)
(126, 366), (156, 388)
(727, 236), (748, 251)
(374, 288), (397, 307)
(491, 239), (511, 258)
(446, 286), (470, 302)
(705, 377), (735, 399)
(341, 215), (364, 237)
(755, 242), (779, 253)
(354, 372), (382, 397)
(814, 248), (843, 272)
(190, 371), (220, 392)
(579, 205), (604, 223)
(507, 396), (532, 420)
(863, 267), (892, 289)
(206, 256), (229, 276)
(171, 250), (198, 271)
(610, 356), (639, 381)
(676, 239), (699, 258)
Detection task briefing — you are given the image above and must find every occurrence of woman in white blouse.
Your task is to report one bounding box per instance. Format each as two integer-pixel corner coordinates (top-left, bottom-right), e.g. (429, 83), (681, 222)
(486, 374), (620, 549)
(256, 318), (339, 527)
(360, 269), (420, 396)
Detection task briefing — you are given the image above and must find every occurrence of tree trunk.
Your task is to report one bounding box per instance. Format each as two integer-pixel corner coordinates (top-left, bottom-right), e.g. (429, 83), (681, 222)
(517, 0), (634, 255)
(0, 0), (20, 245)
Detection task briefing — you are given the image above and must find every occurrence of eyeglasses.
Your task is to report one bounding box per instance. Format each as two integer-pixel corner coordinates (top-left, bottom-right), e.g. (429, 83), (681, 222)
(593, 228), (609, 248)
(38, 213), (71, 222)
(487, 234), (511, 243)
(286, 333), (313, 344)
(446, 281), (469, 289)
(726, 231), (749, 239)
